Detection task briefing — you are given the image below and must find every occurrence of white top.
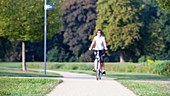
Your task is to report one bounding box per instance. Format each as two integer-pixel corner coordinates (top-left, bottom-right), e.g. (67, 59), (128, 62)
(94, 36), (105, 50)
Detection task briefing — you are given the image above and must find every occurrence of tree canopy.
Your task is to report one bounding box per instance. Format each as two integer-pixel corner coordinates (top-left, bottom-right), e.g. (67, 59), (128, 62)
(61, 0), (97, 61)
(157, 0), (170, 11)
(0, 0), (61, 41)
(95, 0), (166, 62)
(96, 0), (145, 51)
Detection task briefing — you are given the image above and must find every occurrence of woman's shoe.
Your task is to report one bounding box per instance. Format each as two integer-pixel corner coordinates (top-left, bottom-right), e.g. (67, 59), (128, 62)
(102, 70), (106, 74)
(92, 69), (96, 72)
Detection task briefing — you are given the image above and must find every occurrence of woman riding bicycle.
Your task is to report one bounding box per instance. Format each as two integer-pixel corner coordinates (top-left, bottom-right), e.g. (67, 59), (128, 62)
(89, 29), (108, 74)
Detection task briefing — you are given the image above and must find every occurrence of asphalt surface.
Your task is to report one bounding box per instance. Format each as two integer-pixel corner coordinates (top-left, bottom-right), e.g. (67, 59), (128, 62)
(47, 70), (136, 96)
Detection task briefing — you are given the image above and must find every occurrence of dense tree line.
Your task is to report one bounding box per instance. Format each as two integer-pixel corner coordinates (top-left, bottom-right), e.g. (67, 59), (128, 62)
(0, 0), (170, 62)
(60, 0), (97, 61)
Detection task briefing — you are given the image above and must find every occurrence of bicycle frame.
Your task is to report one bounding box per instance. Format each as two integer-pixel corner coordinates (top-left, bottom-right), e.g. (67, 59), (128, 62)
(94, 50), (102, 80)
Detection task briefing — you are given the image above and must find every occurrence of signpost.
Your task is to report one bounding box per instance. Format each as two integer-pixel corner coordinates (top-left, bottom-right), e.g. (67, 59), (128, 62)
(44, 0), (54, 75)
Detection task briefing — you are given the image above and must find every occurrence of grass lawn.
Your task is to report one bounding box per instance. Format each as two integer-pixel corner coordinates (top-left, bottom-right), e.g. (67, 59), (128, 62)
(0, 62), (63, 96)
(0, 78), (62, 96)
(0, 62), (170, 96)
(106, 72), (170, 96)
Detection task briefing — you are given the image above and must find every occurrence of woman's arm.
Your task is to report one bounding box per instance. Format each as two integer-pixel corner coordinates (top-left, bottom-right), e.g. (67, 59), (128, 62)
(89, 38), (96, 50)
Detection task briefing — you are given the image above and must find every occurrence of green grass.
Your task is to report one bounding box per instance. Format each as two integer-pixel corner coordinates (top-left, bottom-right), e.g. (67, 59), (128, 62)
(0, 62), (170, 96)
(106, 72), (170, 80)
(0, 70), (61, 77)
(0, 67), (62, 77)
(104, 72), (170, 96)
(0, 62), (63, 96)
(69, 70), (170, 96)
(0, 78), (62, 96)
(0, 62), (20, 68)
(119, 80), (170, 96)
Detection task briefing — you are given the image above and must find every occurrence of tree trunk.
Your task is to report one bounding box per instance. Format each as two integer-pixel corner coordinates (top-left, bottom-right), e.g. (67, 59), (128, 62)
(22, 41), (27, 71)
(120, 52), (125, 64)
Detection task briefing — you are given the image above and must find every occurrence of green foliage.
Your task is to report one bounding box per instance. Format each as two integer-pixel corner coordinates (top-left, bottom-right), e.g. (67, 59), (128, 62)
(138, 56), (147, 62)
(157, 0), (170, 11)
(139, 9), (164, 56)
(95, 0), (149, 62)
(156, 10), (170, 59)
(104, 63), (152, 73)
(0, 0), (62, 69)
(95, 0), (168, 62)
(0, 38), (13, 60)
(152, 61), (170, 76)
(96, 0), (144, 51)
(2, 61), (170, 76)
(138, 56), (153, 62)
(0, 0), (62, 41)
(61, 0), (97, 58)
(106, 61), (170, 76)
(47, 46), (70, 62)
(79, 51), (93, 62)
(0, 0), (170, 62)
(26, 62), (169, 76)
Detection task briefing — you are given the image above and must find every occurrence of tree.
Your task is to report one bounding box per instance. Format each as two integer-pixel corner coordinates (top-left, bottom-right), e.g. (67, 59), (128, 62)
(60, 0), (97, 61)
(153, 9), (170, 59)
(135, 0), (165, 61)
(96, 0), (145, 63)
(0, 37), (13, 61)
(47, 46), (70, 62)
(157, 0), (170, 11)
(0, 0), (62, 71)
(47, 32), (71, 62)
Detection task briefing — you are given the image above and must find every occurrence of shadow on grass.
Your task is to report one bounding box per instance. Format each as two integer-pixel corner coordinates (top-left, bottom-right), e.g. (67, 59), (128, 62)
(107, 73), (170, 81)
(0, 71), (63, 78)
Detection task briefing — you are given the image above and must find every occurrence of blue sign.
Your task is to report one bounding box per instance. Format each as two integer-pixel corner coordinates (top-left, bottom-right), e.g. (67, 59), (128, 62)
(45, 4), (54, 10)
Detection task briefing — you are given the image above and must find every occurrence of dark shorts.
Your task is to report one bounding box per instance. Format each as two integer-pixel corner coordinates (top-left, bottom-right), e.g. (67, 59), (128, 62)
(94, 50), (105, 63)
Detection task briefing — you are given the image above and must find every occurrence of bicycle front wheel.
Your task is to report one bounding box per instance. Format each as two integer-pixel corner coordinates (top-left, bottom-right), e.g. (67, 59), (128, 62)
(96, 62), (102, 80)
(96, 70), (102, 80)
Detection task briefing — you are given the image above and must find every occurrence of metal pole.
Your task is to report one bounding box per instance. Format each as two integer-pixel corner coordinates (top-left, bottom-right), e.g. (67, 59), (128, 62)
(44, 0), (47, 75)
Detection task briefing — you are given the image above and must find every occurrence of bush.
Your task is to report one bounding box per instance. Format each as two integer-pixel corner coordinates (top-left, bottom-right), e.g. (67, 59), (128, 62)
(138, 56), (153, 62)
(27, 62), (169, 76)
(152, 61), (170, 76)
(47, 47), (69, 62)
(105, 63), (157, 74)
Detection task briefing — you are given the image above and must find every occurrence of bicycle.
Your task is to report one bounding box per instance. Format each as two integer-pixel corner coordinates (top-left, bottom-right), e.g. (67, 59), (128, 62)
(93, 49), (103, 80)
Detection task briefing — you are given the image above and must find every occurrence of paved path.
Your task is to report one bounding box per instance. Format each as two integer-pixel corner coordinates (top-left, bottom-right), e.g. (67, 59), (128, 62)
(47, 70), (136, 96)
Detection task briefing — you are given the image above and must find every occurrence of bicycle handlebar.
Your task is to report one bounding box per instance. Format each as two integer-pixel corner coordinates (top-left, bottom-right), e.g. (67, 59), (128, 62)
(91, 48), (105, 51)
